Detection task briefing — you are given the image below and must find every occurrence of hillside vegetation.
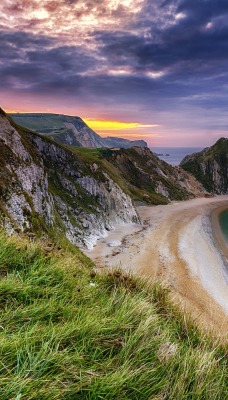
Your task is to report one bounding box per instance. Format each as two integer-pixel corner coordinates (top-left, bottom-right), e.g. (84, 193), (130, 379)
(0, 233), (227, 399)
(70, 147), (206, 205)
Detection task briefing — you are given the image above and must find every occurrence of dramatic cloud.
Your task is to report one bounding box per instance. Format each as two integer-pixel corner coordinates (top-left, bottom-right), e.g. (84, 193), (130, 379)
(1, 0), (228, 145)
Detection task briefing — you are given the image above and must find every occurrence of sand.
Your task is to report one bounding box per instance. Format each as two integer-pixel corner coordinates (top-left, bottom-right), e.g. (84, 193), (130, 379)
(85, 195), (228, 338)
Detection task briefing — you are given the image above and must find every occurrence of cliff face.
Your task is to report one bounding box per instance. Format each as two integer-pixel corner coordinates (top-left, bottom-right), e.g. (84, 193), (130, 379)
(180, 138), (228, 194)
(10, 113), (148, 149)
(0, 109), (140, 248)
(28, 134), (140, 248)
(0, 108), (207, 249)
(0, 108), (52, 234)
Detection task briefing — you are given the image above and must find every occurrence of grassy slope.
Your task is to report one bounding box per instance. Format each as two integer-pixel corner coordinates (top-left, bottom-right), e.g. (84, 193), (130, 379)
(9, 114), (68, 131)
(0, 233), (227, 399)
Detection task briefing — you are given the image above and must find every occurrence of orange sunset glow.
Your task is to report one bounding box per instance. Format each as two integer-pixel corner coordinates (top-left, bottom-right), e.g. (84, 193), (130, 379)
(84, 119), (158, 133)
(84, 120), (158, 131)
(84, 119), (159, 139)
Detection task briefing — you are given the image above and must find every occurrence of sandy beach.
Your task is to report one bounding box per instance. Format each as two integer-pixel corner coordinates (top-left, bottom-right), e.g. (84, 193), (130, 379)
(86, 195), (228, 337)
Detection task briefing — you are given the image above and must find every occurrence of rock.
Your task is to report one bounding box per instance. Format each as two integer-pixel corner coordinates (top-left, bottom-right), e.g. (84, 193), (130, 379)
(158, 342), (178, 361)
(108, 240), (122, 247)
(180, 138), (228, 194)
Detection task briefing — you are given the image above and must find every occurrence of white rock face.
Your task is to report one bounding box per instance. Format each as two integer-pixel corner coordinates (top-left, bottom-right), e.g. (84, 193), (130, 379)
(211, 160), (222, 187)
(0, 114), (53, 231)
(64, 122), (104, 148)
(0, 116), (30, 161)
(77, 173), (140, 224)
(155, 182), (170, 199)
(5, 193), (31, 228)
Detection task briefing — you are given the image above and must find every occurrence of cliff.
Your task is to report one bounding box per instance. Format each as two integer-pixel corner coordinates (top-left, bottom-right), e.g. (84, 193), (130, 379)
(10, 113), (148, 149)
(0, 108), (139, 249)
(180, 138), (228, 194)
(0, 107), (206, 249)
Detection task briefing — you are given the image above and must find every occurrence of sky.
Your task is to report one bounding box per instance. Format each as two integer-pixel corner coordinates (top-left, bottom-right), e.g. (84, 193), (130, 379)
(1, 0), (228, 147)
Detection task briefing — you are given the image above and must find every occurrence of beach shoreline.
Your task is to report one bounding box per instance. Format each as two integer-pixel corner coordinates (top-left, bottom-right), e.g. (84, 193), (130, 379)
(86, 195), (228, 337)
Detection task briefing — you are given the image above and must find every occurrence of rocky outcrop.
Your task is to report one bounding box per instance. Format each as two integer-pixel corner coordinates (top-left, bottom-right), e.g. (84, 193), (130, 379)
(10, 113), (148, 149)
(0, 109), (140, 248)
(180, 138), (228, 194)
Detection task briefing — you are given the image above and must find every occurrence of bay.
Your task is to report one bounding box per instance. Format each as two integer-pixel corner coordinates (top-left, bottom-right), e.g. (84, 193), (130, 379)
(150, 147), (203, 166)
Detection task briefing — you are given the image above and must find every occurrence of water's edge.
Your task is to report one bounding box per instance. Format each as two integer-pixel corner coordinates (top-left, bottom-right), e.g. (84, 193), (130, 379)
(211, 205), (228, 284)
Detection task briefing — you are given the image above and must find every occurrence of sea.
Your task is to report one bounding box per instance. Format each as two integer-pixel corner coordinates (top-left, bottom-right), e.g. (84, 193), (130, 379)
(150, 147), (203, 166)
(219, 210), (228, 243)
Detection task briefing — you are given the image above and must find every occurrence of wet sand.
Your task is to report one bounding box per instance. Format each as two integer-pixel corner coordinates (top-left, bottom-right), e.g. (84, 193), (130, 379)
(86, 195), (228, 338)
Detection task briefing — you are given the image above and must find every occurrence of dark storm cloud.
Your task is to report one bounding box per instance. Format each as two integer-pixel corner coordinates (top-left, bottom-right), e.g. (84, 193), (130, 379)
(91, 0), (228, 112)
(96, 4), (228, 74)
(177, 0), (228, 19)
(0, 30), (53, 50)
(0, 27), (165, 104)
(0, 30), (99, 93)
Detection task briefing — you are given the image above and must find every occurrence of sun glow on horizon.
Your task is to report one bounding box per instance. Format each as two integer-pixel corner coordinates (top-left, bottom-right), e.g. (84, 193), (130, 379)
(98, 132), (160, 138)
(84, 119), (159, 131)
(84, 119), (160, 143)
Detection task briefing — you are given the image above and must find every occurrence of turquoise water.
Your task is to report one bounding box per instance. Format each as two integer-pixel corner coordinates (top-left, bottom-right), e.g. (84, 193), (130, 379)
(219, 209), (228, 243)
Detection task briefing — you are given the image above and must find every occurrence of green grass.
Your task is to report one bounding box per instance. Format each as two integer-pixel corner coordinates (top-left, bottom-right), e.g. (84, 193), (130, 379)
(68, 147), (103, 163)
(9, 114), (65, 131)
(0, 234), (227, 399)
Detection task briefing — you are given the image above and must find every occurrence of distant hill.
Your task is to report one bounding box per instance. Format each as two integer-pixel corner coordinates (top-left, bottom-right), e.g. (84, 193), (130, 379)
(103, 136), (147, 148)
(180, 138), (228, 193)
(10, 113), (148, 149)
